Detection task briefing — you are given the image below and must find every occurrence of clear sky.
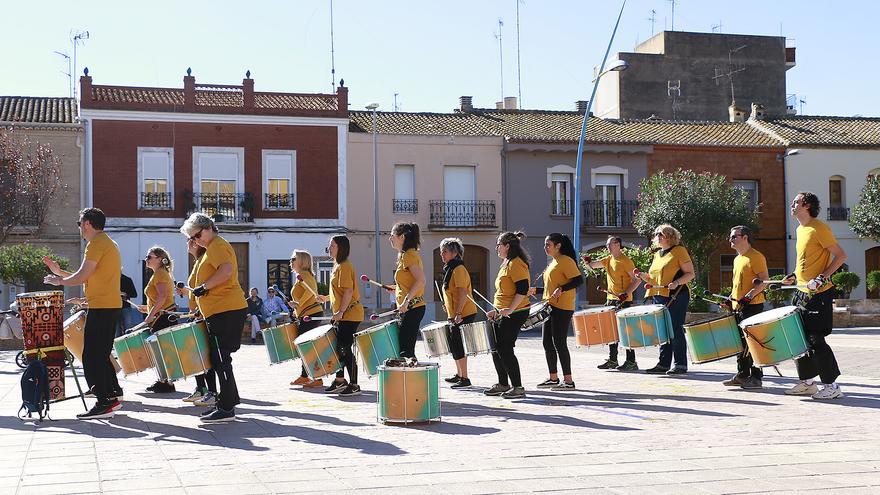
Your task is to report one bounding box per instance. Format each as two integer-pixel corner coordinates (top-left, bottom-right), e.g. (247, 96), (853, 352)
(3, 0), (877, 117)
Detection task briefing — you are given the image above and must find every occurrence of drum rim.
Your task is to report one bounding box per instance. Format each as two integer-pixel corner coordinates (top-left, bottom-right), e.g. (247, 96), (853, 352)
(155, 321), (200, 335)
(15, 290), (65, 298)
(616, 304), (666, 316)
(377, 362), (440, 371)
(740, 305), (800, 326)
(576, 306), (617, 315)
(683, 313), (738, 328)
(356, 321), (399, 336)
(294, 324), (335, 344)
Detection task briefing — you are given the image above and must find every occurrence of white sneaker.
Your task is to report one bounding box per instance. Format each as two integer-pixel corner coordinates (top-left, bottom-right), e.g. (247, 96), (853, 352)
(785, 381), (818, 396)
(183, 389), (205, 403)
(812, 384), (843, 400)
(194, 391), (216, 407)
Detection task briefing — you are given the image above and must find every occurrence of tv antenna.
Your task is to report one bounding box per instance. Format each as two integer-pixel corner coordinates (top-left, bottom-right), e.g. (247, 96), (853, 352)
(799, 96), (807, 115)
(393, 92), (400, 112)
(329, 0), (337, 91)
(495, 18), (504, 101)
(712, 45), (747, 104)
(668, 80), (681, 120)
(516, 0), (523, 107)
(712, 21), (723, 33)
(54, 50), (72, 98)
(667, 0), (677, 31)
(71, 29), (89, 100)
(647, 9), (657, 36)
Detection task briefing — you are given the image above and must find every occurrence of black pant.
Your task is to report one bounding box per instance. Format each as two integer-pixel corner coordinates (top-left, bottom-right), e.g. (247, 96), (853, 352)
(398, 305), (426, 358)
(735, 303), (765, 379)
(298, 318), (320, 377)
(205, 308), (247, 411)
(83, 308), (122, 403)
(542, 307), (573, 376)
(492, 310), (528, 388)
(335, 320), (360, 384)
(794, 290), (841, 384)
(654, 290), (690, 369)
(195, 371), (217, 393)
(448, 314), (476, 361)
(606, 301), (636, 362)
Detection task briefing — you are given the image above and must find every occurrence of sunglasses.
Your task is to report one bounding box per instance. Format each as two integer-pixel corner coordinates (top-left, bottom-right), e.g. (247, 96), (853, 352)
(729, 234), (742, 241)
(76, 220), (82, 227)
(653, 232), (665, 238)
(325, 247), (330, 253)
(144, 254), (156, 260)
(188, 229), (204, 241)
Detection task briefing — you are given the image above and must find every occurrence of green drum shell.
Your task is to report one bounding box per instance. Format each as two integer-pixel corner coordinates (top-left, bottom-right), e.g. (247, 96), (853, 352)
(113, 328), (153, 375)
(355, 321), (401, 376)
(294, 325), (342, 379)
(377, 363), (440, 423)
(262, 323), (299, 365)
(615, 305), (673, 349)
(684, 314), (743, 364)
(740, 307), (809, 367)
(155, 321), (212, 382)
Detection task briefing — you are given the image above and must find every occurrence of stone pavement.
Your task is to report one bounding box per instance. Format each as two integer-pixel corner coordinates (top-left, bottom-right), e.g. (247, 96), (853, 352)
(1, 327), (879, 495)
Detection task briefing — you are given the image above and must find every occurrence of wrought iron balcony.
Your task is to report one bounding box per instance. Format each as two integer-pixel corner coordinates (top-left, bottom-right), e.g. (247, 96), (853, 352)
(429, 200), (496, 229)
(392, 199), (418, 214)
(827, 206), (850, 221)
(187, 192), (254, 223)
(582, 200), (638, 228)
(551, 200), (573, 216)
(265, 193), (296, 210)
(140, 192), (173, 210)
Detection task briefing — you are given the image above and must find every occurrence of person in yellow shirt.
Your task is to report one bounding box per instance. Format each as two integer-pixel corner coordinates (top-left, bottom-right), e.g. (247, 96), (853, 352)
(438, 238), (478, 389)
(533, 233), (583, 390)
(589, 236), (642, 371)
(783, 191), (847, 400)
(484, 231), (531, 399)
(388, 222), (426, 358)
(177, 238), (217, 405)
(722, 225), (769, 390)
(634, 224), (695, 375)
(180, 213), (248, 423)
(43, 207), (123, 420)
(289, 249), (324, 388)
(316, 235), (364, 397)
(140, 246), (178, 394)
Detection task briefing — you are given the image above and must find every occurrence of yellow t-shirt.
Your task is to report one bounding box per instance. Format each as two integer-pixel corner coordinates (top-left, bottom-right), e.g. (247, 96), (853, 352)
(732, 247), (768, 309)
(145, 268), (175, 312)
(795, 218), (837, 294)
(543, 255), (583, 311)
(600, 254), (636, 302)
(291, 271), (322, 318)
(195, 236), (247, 319)
(187, 258), (201, 312)
(83, 232), (122, 309)
(646, 245), (692, 297)
(494, 257), (530, 311)
(394, 249), (426, 309)
(443, 264), (478, 318)
(330, 260), (364, 322)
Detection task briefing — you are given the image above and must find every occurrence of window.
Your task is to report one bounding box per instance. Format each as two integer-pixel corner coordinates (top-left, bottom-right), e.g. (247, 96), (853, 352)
(733, 180), (759, 210)
(193, 148), (245, 221)
(267, 260), (294, 298)
(263, 150), (296, 210)
(393, 164), (417, 213)
(828, 175), (848, 220)
(551, 173), (572, 216)
(720, 254), (736, 289)
(594, 174), (622, 226)
(138, 147), (173, 210)
(317, 260), (334, 288)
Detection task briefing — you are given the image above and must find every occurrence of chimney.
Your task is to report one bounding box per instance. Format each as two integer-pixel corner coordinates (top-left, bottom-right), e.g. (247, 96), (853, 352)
(79, 67), (93, 105)
(184, 68), (196, 111)
(575, 100), (589, 113)
(728, 101), (745, 123)
(495, 101), (504, 110)
(336, 80), (348, 117)
(503, 96), (518, 110)
(748, 102), (765, 121)
(459, 96), (473, 112)
(242, 70), (254, 110)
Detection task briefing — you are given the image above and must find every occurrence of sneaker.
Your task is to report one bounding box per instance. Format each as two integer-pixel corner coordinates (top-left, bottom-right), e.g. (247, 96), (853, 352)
(194, 391), (217, 407)
(325, 380), (347, 393)
(812, 384), (843, 400)
(444, 374), (462, 384)
(201, 407), (235, 423)
(666, 367), (688, 376)
(183, 389), (205, 402)
(501, 386), (526, 399)
(740, 377), (763, 390)
(338, 384), (362, 397)
(291, 376), (311, 386)
(722, 374), (747, 387)
(597, 359), (619, 370)
(76, 402), (116, 420)
(484, 384), (512, 396)
(617, 361), (639, 372)
(451, 377), (472, 389)
(199, 407), (217, 417)
(785, 380), (818, 396)
(645, 365), (670, 375)
(551, 381), (575, 391)
(304, 379), (324, 388)
(107, 399), (122, 412)
(110, 388), (124, 400)
(146, 381), (176, 393)
(536, 378), (560, 389)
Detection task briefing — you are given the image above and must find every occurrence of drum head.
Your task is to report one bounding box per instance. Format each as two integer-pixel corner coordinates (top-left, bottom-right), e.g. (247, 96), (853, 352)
(685, 313), (736, 328)
(579, 306), (616, 316)
(421, 321), (448, 332)
(740, 305), (798, 327)
(63, 311), (86, 327)
(616, 304), (665, 317)
(294, 324), (334, 344)
(530, 302), (548, 314)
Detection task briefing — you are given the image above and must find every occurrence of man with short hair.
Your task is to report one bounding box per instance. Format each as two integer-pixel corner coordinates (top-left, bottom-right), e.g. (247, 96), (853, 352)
(262, 287), (290, 328)
(247, 287), (264, 344)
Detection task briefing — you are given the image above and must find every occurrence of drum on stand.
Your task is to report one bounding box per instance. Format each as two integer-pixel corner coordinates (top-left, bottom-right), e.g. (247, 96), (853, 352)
(378, 360), (441, 424)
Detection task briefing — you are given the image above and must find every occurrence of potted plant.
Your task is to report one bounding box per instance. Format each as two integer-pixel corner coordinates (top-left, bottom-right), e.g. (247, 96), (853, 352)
(831, 271), (860, 300)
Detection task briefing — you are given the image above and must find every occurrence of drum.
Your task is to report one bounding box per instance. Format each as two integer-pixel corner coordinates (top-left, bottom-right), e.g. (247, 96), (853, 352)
(113, 328), (154, 375)
(420, 321), (452, 358)
(522, 301), (552, 330)
(294, 324), (342, 379)
(571, 307), (619, 347)
(459, 320), (496, 356)
(17, 291), (66, 399)
(355, 321), (401, 376)
(262, 322), (300, 365)
(378, 361), (441, 424)
(615, 304), (673, 348)
(154, 321), (212, 381)
(145, 334), (169, 382)
(739, 306), (809, 366)
(63, 310), (121, 373)
(683, 314), (743, 364)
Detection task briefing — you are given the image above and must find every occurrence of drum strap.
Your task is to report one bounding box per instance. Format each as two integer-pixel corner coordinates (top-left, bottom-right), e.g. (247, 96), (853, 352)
(407, 296), (424, 309)
(23, 346), (67, 358)
(298, 302), (323, 317)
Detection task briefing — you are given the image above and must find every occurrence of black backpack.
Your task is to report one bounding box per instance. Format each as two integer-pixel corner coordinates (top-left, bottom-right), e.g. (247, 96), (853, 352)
(19, 358), (51, 421)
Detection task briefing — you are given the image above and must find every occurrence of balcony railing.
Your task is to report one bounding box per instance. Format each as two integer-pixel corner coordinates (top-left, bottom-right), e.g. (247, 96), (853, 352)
(582, 200), (638, 228)
(392, 199), (418, 214)
(551, 200), (573, 216)
(827, 206), (850, 221)
(188, 192), (254, 223)
(264, 193), (296, 210)
(429, 200), (496, 228)
(140, 192), (173, 210)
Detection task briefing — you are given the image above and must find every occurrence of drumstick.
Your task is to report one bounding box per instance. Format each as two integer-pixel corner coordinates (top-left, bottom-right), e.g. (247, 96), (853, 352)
(295, 274), (321, 298)
(467, 295), (492, 317)
(702, 289), (734, 302)
(360, 274), (394, 291)
(369, 309), (398, 321)
(434, 280), (449, 316)
(472, 289), (508, 319)
(301, 315), (333, 322)
(596, 285), (625, 300)
(753, 278), (810, 290)
(175, 281), (194, 291)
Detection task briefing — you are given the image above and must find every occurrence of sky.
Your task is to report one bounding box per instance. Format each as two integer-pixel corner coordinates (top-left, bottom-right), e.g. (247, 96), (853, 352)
(3, 0), (877, 117)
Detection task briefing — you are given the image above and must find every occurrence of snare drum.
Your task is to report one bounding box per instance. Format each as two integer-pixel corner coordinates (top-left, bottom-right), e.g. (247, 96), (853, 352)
(739, 306), (809, 366)
(571, 307), (619, 347)
(295, 324), (343, 379)
(459, 320), (496, 356)
(262, 322), (300, 365)
(153, 321), (212, 381)
(64, 310), (122, 373)
(683, 314), (743, 364)
(113, 328), (154, 375)
(355, 321), (402, 376)
(420, 321), (452, 358)
(522, 301), (552, 330)
(615, 304), (673, 348)
(378, 362), (441, 424)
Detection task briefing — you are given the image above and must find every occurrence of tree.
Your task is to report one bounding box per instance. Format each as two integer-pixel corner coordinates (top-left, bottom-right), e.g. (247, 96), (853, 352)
(0, 128), (66, 246)
(632, 169), (760, 284)
(0, 243), (70, 290)
(849, 174), (880, 242)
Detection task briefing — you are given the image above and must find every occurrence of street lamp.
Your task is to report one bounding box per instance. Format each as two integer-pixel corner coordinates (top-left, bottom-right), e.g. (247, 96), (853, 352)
(781, 149), (800, 259)
(366, 102), (381, 310)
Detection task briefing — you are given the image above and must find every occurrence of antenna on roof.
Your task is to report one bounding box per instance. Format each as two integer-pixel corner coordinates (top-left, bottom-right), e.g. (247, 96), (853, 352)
(495, 18), (504, 102)
(647, 9), (656, 36)
(712, 21), (723, 33)
(393, 92), (399, 112)
(54, 50), (72, 98)
(329, 0), (337, 91)
(516, 0), (523, 107)
(712, 45), (747, 105)
(799, 96), (807, 115)
(667, 0), (677, 31)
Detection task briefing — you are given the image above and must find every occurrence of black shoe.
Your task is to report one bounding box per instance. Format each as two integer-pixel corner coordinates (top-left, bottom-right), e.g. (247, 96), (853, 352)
(617, 361), (639, 372)
(451, 378), (472, 389)
(76, 401), (116, 420)
(740, 377), (763, 389)
(201, 407), (235, 423)
(484, 384), (511, 396)
(146, 381), (176, 393)
(338, 384), (362, 397)
(444, 374), (462, 384)
(325, 380), (347, 393)
(501, 386), (526, 399)
(109, 388), (124, 400)
(199, 407), (218, 417)
(645, 365), (670, 375)
(666, 367), (688, 375)
(536, 378), (560, 389)
(597, 359), (619, 370)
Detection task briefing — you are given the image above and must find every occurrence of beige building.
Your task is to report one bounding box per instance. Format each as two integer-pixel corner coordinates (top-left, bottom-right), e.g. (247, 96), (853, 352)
(347, 111), (505, 317)
(1, 97), (83, 308)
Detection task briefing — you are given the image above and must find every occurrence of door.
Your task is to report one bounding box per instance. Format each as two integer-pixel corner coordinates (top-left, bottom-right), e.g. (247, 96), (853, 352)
(443, 166), (476, 226)
(230, 242), (249, 292)
(867, 246), (880, 299)
(594, 174), (621, 227)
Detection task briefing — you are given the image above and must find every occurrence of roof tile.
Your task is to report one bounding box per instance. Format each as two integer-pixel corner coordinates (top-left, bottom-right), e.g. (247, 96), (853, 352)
(0, 96), (78, 124)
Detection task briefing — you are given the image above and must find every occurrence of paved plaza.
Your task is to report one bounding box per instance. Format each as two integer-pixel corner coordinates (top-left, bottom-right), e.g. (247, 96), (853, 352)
(1, 327), (879, 495)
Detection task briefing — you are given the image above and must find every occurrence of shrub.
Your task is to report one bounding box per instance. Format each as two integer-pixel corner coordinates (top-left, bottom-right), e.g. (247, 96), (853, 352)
(831, 271), (860, 299)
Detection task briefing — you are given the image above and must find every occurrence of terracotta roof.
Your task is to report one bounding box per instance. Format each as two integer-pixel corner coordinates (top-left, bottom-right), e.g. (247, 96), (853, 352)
(349, 111), (501, 136)
(749, 116), (880, 147)
(0, 96), (78, 124)
(256, 93), (337, 111)
(92, 86), (185, 106)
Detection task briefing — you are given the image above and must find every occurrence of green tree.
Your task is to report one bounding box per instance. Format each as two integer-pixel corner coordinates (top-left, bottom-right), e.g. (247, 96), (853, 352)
(632, 169), (760, 285)
(849, 174), (880, 242)
(831, 271), (860, 299)
(0, 243), (70, 290)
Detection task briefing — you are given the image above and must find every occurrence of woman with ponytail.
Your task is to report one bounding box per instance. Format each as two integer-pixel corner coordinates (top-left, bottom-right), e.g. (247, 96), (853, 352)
(141, 245), (178, 393)
(388, 222), (426, 358)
